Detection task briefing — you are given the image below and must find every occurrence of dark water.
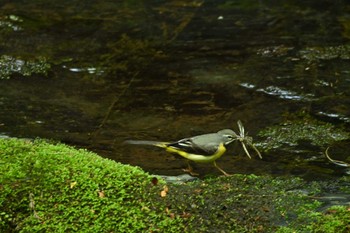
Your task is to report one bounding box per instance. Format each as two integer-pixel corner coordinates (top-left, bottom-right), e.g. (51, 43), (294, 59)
(1, 0), (350, 179)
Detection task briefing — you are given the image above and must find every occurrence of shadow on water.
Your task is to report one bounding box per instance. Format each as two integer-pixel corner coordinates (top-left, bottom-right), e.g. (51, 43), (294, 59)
(0, 0), (350, 180)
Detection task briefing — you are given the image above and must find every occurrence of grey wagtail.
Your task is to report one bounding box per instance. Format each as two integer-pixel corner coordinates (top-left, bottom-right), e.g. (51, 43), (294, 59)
(124, 121), (262, 176)
(125, 129), (236, 176)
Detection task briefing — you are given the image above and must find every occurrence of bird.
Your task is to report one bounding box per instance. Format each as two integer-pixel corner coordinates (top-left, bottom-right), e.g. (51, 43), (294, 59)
(124, 121), (262, 176)
(124, 129), (236, 176)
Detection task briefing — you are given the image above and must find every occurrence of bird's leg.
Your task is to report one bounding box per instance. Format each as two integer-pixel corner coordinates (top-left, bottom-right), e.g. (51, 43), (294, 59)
(182, 161), (199, 176)
(213, 161), (231, 176)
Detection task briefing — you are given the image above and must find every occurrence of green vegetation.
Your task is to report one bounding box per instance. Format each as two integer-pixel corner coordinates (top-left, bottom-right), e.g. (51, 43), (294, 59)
(0, 138), (183, 232)
(299, 45), (350, 61)
(1, 138), (350, 232)
(158, 175), (311, 232)
(277, 205), (350, 233)
(258, 114), (350, 151)
(0, 55), (50, 79)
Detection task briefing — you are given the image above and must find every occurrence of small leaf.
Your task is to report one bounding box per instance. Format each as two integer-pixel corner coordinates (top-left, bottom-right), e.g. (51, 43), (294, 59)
(160, 185), (169, 197)
(70, 181), (77, 189)
(160, 190), (167, 197)
(98, 190), (105, 198)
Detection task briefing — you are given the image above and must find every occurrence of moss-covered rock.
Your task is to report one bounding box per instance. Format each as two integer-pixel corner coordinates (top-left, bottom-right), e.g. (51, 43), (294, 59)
(257, 115), (350, 151)
(157, 174), (350, 232)
(0, 138), (183, 232)
(276, 204), (350, 232)
(1, 138), (350, 232)
(0, 55), (50, 79)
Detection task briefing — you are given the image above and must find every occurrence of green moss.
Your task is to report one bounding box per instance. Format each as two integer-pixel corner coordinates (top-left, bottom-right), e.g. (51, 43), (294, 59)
(258, 114), (350, 151)
(157, 175), (311, 232)
(0, 55), (50, 79)
(278, 205), (350, 233)
(156, 174), (350, 232)
(339, 176), (350, 193)
(2, 138), (350, 232)
(299, 45), (350, 61)
(0, 138), (183, 232)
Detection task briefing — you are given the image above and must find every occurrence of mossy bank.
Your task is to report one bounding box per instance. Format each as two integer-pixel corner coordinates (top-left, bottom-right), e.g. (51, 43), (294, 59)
(0, 138), (183, 232)
(1, 138), (350, 232)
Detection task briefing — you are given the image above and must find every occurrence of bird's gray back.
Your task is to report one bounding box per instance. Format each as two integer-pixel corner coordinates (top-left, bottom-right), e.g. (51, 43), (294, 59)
(190, 133), (223, 154)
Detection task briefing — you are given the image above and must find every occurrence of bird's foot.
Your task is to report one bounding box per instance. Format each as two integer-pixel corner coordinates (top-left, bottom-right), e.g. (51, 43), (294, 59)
(182, 164), (199, 176)
(221, 171), (232, 176)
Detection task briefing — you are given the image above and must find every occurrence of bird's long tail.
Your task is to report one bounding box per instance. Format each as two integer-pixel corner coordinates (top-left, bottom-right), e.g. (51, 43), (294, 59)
(123, 140), (168, 148)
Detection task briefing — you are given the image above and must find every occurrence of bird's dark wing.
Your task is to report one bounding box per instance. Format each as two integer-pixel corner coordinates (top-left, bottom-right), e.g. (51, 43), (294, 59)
(166, 137), (218, 156)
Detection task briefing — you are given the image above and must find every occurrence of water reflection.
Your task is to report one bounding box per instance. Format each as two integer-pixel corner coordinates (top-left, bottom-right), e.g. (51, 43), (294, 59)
(63, 65), (104, 75)
(317, 112), (350, 123)
(257, 85), (315, 100)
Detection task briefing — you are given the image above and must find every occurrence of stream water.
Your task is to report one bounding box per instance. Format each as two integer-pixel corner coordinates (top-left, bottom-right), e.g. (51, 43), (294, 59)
(1, 0), (350, 179)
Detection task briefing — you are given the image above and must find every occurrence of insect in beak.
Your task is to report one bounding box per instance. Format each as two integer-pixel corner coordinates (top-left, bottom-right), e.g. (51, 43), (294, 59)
(236, 120), (262, 159)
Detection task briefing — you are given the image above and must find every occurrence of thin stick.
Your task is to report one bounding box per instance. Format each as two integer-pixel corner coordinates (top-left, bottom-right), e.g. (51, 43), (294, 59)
(325, 147), (349, 167)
